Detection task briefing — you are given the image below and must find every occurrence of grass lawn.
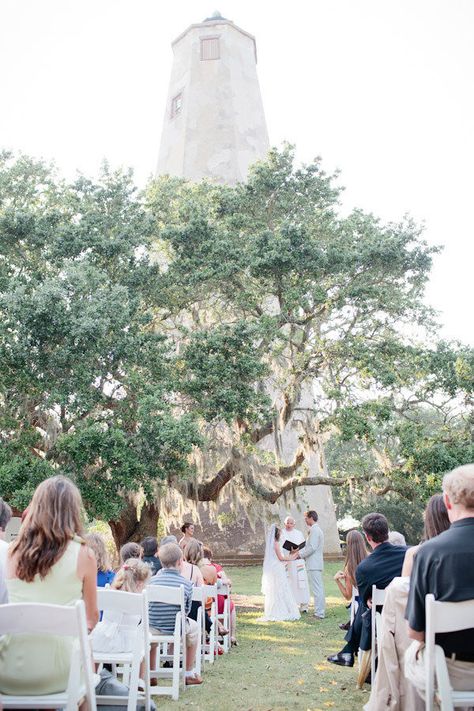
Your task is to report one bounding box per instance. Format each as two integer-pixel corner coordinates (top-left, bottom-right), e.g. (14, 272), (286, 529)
(153, 562), (369, 711)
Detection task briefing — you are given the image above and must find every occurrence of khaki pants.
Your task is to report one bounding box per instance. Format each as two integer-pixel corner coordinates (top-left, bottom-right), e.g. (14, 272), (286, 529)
(405, 640), (474, 705)
(150, 617), (199, 647)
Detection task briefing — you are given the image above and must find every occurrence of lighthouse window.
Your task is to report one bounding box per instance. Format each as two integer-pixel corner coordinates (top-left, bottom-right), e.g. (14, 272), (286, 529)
(200, 37), (220, 61)
(171, 93), (182, 118)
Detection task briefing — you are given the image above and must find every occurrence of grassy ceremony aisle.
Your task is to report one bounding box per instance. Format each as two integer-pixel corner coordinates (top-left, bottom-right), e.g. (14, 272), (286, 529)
(154, 562), (368, 711)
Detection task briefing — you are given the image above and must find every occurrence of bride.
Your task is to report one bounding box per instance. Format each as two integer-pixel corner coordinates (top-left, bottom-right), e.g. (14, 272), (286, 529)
(260, 523), (300, 621)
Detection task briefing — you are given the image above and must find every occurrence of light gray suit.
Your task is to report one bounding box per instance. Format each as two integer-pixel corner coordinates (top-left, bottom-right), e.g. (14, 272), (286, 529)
(299, 523), (325, 617)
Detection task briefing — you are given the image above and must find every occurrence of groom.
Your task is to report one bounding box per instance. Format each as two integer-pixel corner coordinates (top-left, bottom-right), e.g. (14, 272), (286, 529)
(293, 510), (325, 619)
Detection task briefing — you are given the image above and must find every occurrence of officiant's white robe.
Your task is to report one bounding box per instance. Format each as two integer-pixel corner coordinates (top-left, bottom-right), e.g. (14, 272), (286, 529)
(280, 528), (310, 607)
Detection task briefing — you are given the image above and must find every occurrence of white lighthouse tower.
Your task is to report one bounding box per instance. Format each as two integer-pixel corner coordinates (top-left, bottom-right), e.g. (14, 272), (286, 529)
(157, 12), (270, 184)
(157, 14), (341, 559)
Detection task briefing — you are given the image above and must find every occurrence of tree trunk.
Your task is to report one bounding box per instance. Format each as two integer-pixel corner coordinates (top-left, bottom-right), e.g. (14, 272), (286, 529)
(108, 500), (160, 552)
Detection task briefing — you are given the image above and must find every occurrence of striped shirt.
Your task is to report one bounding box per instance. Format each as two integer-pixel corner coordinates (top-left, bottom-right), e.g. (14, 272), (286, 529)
(148, 568), (193, 633)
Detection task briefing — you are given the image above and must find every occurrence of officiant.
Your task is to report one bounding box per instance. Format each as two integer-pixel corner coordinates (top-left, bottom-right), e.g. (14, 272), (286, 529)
(280, 516), (310, 613)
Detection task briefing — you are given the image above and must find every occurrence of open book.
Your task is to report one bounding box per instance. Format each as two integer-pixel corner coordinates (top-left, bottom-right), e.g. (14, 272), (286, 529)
(282, 540), (306, 552)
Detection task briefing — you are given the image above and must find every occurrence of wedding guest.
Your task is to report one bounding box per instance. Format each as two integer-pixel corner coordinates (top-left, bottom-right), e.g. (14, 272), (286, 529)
(85, 532), (115, 587)
(120, 541), (142, 564)
(401, 494), (450, 576)
(0, 498), (12, 604)
(405, 465), (474, 698)
(149, 543), (203, 686)
(388, 531), (406, 546)
(334, 529), (368, 630)
(183, 539), (205, 585)
(365, 495), (450, 711)
(0, 475), (98, 696)
(202, 545), (237, 644)
(91, 558), (151, 653)
(141, 536), (161, 575)
(160, 534), (177, 547)
(182, 540), (219, 639)
(179, 522), (195, 551)
(327, 512), (406, 671)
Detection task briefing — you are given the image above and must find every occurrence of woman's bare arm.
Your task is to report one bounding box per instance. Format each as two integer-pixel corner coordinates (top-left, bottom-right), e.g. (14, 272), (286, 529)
(273, 540), (291, 562)
(401, 545), (419, 577)
(78, 545), (99, 631)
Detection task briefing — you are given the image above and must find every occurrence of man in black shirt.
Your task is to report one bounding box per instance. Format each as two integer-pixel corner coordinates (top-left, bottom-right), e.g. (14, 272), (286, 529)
(406, 464), (474, 696)
(328, 512), (407, 668)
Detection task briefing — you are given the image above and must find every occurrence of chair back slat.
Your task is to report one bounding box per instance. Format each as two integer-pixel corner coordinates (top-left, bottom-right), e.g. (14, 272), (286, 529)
(97, 587), (144, 615)
(192, 587), (204, 602)
(429, 597), (474, 633)
(0, 602), (79, 636)
(147, 584), (184, 606)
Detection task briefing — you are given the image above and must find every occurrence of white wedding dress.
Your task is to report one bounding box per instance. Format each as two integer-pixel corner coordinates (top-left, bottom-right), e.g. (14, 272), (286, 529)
(260, 524), (301, 622)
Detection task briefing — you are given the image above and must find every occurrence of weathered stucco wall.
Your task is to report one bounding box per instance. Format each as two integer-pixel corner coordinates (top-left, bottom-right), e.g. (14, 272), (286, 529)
(157, 17), (269, 184)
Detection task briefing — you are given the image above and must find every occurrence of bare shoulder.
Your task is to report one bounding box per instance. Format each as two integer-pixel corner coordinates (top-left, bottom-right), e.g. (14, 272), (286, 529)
(77, 543), (97, 578)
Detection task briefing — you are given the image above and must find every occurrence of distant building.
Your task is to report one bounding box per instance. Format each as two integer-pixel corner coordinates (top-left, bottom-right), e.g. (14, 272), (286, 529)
(157, 12), (269, 184)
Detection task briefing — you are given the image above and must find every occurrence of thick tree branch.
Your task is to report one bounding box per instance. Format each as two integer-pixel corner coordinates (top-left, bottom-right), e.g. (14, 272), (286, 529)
(245, 473), (348, 504)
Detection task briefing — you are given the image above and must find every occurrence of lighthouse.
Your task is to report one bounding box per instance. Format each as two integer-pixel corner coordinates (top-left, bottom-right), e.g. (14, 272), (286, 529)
(157, 12), (270, 184)
(156, 14), (342, 560)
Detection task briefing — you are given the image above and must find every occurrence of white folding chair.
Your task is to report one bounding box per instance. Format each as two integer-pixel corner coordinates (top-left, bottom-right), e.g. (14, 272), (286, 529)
(146, 583), (186, 701)
(371, 585), (386, 682)
(202, 584), (217, 664)
(425, 593), (474, 711)
(216, 582), (231, 653)
(350, 586), (359, 624)
(93, 588), (151, 711)
(191, 586), (204, 676)
(0, 600), (97, 711)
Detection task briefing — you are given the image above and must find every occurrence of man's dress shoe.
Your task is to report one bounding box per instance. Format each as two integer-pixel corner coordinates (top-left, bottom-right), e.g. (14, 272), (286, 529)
(327, 652), (354, 667)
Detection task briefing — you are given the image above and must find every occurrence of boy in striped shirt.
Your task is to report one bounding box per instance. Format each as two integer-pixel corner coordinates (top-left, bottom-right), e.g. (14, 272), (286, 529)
(148, 542), (202, 686)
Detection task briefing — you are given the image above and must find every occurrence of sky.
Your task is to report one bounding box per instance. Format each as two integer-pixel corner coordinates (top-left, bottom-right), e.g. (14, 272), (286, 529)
(0, 0), (472, 344)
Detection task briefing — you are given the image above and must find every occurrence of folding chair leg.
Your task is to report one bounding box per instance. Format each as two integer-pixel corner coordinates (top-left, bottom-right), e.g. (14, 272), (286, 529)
(434, 645), (455, 711)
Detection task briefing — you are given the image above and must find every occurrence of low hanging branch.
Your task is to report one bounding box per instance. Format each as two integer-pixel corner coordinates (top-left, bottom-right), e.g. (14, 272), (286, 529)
(244, 472), (348, 504)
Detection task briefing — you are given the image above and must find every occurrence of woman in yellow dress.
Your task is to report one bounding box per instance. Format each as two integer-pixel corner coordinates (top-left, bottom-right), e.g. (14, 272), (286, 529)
(0, 475), (99, 695)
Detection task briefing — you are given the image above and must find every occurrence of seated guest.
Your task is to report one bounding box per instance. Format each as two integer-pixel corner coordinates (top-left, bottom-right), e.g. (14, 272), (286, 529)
(182, 540), (220, 639)
(388, 531), (407, 546)
(334, 530), (368, 630)
(149, 542), (203, 686)
(160, 534), (177, 547)
(401, 494), (450, 576)
(179, 521), (195, 551)
(120, 541), (142, 565)
(183, 539), (206, 585)
(0, 475), (98, 696)
(365, 495), (450, 711)
(91, 558), (151, 653)
(405, 464), (474, 699)
(85, 532), (115, 587)
(141, 536), (161, 575)
(0, 498), (12, 604)
(327, 512), (406, 671)
(203, 546), (238, 645)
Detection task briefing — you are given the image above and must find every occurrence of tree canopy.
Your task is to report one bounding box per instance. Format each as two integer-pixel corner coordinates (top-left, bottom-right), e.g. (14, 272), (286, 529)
(0, 147), (472, 546)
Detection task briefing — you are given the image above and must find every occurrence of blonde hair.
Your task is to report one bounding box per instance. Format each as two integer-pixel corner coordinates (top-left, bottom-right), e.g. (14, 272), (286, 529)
(84, 533), (111, 573)
(112, 558), (151, 592)
(184, 539), (203, 566)
(443, 464), (474, 510)
(159, 542), (182, 568)
(11, 475), (84, 582)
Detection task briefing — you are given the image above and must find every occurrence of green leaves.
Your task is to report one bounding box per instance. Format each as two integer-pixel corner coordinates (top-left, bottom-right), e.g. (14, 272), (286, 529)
(182, 322), (270, 423)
